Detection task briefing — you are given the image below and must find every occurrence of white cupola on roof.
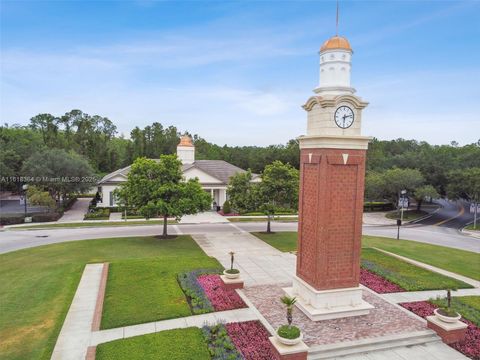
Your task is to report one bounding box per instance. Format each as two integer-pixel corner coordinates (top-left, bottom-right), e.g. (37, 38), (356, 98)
(315, 35), (354, 95)
(177, 135), (195, 164)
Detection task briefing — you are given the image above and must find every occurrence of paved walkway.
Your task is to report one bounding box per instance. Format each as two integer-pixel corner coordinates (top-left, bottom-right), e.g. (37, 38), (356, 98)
(179, 211), (229, 224)
(51, 263), (104, 360)
(90, 308), (257, 346)
(59, 198), (91, 222)
(192, 231), (296, 286)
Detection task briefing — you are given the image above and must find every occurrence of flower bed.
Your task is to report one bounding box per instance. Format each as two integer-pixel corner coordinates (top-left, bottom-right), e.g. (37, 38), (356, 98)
(400, 301), (480, 359)
(198, 274), (247, 311)
(202, 324), (243, 360)
(360, 268), (405, 293)
(226, 321), (275, 360)
(177, 269), (220, 314)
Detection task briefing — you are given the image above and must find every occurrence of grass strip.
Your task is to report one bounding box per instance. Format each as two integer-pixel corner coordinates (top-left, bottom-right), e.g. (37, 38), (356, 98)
(96, 327), (210, 360)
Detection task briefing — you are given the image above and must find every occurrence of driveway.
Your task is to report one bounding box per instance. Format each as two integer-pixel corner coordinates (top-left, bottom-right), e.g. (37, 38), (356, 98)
(58, 198), (91, 222)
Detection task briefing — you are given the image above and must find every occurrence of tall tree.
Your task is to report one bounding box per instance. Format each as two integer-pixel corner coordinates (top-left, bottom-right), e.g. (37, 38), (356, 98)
(21, 149), (96, 201)
(116, 156), (211, 237)
(227, 170), (256, 214)
(413, 185), (440, 211)
(257, 161), (299, 233)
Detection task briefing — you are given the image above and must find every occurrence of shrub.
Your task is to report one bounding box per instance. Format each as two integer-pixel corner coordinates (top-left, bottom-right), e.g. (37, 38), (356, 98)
(225, 269), (239, 274)
(277, 325), (301, 339)
(0, 215), (25, 225)
(84, 208), (110, 220)
(222, 200), (231, 214)
(32, 212), (62, 222)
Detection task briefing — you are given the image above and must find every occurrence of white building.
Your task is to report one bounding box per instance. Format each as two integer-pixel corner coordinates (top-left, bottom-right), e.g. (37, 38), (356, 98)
(96, 135), (260, 208)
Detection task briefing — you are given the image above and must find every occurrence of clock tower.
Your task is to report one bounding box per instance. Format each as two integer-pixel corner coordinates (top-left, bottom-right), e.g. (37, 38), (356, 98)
(285, 35), (374, 320)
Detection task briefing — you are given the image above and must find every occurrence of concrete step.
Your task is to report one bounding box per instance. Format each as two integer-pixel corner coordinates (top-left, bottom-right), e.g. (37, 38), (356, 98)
(307, 330), (440, 359)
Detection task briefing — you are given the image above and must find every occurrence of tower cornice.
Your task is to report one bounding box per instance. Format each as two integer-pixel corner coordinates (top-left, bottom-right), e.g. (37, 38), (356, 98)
(302, 94), (369, 112)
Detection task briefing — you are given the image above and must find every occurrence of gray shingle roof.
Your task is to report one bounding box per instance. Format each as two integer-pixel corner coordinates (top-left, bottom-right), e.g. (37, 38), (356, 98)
(99, 159), (258, 185)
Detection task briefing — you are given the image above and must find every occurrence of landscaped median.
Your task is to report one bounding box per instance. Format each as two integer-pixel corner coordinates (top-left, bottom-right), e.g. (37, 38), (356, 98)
(10, 219), (178, 230)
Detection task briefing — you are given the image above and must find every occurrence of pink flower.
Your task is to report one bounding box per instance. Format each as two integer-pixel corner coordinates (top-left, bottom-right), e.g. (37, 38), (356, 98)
(359, 268), (405, 293)
(197, 274), (247, 311)
(226, 321), (275, 360)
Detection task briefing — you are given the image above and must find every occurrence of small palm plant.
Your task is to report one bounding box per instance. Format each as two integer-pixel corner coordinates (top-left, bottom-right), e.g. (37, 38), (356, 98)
(277, 295), (301, 344)
(224, 251), (240, 277)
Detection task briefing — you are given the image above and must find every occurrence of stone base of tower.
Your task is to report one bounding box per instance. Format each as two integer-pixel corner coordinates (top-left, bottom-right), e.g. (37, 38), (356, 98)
(284, 276), (374, 321)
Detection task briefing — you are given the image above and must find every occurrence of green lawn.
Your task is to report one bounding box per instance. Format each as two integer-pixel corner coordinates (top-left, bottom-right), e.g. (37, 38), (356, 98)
(252, 232), (480, 281)
(228, 216), (298, 223)
(13, 220), (177, 230)
(362, 248), (471, 291)
(253, 231), (298, 252)
(465, 224), (479, 231)
(0, 235), (215, 360)
(385, 210), (428, 221)
(96, 328), (210, 360)
(102, 256), (219, 329)
(430, 296), (480, 327)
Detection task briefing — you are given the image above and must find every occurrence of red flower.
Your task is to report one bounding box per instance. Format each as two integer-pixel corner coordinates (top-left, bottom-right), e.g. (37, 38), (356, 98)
(359, 268), (405, 293)
(197, 275), (247, 311)
(226, 321), (275, 360)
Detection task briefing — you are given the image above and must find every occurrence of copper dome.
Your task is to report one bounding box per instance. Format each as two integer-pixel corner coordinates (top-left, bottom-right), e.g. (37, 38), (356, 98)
(320, 35), (352, 52)
(178, 135), (194, 147)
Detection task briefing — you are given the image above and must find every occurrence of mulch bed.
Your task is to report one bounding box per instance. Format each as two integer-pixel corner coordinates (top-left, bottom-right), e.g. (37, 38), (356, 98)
(400, 301), (480, 359)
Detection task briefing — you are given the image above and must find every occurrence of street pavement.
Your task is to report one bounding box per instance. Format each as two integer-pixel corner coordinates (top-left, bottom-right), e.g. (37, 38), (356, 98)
(413, 199), (475, 229)
(1, 220), (479, 254)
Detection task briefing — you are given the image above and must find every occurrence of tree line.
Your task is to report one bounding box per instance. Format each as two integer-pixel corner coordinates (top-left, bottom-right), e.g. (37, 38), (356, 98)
(1, 109), (479, 207)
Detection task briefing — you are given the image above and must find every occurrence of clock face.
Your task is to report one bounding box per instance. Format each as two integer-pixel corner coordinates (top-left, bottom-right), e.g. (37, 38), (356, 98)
(334, 106), (355, 129)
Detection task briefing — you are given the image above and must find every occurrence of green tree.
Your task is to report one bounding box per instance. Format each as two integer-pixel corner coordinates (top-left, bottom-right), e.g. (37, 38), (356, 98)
(377, 168), (425, 206)
(258, 161), (299, 233)
(414, 185), (440, 211)
(27, 185), (56, 210)
(116, 156), (211, 237)
(227, 170), (256, 213)
(446, 168), (480, 229)
(21, 149), (96, 202)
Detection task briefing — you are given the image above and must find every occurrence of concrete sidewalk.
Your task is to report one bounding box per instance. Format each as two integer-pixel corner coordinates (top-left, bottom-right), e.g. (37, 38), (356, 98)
(51, 263), (104, 360)
(179, 211), (229, 224)
(192, 231), (296, 286)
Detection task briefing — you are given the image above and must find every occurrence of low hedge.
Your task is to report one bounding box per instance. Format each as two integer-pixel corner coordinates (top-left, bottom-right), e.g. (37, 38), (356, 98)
(363, 201), (394, 212)
(84, 208), (110, 220)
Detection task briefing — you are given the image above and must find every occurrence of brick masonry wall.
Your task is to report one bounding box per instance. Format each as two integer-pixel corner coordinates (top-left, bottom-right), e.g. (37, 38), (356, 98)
(427, 320), (467, 344)
(296, 148), (366, 290)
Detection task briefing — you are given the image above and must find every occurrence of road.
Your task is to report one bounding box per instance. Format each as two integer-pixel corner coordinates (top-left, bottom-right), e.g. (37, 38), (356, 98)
(413, 199), (475, 229)
(1, 220), (479, 255)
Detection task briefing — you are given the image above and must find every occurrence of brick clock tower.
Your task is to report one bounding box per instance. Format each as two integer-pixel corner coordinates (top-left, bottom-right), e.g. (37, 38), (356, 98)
(286, 35), (374, 320)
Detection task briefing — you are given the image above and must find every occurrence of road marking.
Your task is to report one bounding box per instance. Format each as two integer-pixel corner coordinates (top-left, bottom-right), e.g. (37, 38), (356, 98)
(434, 203), (465, 226)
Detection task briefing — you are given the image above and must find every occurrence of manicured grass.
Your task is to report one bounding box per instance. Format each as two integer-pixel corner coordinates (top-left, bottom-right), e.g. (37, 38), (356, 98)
(465, 224), (479, 231)
(363, 236), (480, 281)
(228, 217), (298, 223)
(361, 248), (472, 291)
(252, 232), (480, 280)
(0, 235), (215, 360)
(102, 256), (219, 329)
(13, 220), (177, 230)
(252, 231), (298, 252)
(385, 210), (427, 221)
(96, 327), (210, 360)
(430, 296), (480, 327)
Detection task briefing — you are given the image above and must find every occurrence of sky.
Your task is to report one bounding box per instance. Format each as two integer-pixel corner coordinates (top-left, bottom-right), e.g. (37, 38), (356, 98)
(1, 0), (479, 146)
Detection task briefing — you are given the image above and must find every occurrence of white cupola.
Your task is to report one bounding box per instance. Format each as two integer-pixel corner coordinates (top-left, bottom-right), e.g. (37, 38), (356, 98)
(315, 35), (354, 95)
(177, 135), (195, 164)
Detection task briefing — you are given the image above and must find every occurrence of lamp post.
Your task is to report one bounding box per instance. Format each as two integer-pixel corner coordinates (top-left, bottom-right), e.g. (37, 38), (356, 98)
(397, 189), (407, 240)
(22, 184), (29, 217)
(400, 189), (407, 222)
